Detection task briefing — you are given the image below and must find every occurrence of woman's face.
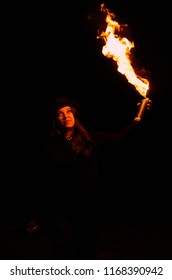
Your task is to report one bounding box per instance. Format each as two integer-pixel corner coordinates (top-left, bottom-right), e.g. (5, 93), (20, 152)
(56, 106), (75, 129)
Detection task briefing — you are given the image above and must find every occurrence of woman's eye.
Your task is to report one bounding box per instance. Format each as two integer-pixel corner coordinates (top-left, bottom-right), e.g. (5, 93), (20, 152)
(57, 112), (62, 117)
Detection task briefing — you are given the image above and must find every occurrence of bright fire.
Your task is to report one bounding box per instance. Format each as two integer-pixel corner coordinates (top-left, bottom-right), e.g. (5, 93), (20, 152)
(98, 3), (149, 97)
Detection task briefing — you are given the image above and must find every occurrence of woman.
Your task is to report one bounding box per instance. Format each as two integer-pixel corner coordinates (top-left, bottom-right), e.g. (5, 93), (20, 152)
(27, 95), (152, 260)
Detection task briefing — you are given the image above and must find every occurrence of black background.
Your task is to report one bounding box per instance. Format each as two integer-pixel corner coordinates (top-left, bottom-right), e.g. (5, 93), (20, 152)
(2, 0), (171, 259)
(5, 0), (171, 211)
(7, 1), (170, 134)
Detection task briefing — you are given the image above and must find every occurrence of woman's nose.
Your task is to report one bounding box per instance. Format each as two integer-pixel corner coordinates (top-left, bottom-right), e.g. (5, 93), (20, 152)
(62, 113), (67, 119)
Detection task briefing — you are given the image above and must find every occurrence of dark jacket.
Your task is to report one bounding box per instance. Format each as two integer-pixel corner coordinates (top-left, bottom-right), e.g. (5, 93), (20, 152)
(30, 120), (141, 222)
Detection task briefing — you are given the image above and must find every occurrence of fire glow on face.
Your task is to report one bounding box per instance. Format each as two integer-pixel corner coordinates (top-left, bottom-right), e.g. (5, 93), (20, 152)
(98, 3), (149, 98)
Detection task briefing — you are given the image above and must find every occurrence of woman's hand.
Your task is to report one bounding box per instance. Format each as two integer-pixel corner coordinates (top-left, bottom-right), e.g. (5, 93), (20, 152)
(135, 98), (153, 121)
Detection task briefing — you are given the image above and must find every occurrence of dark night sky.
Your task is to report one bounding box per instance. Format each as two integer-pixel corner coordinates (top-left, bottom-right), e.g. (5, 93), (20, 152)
(11, 1), (170, 113)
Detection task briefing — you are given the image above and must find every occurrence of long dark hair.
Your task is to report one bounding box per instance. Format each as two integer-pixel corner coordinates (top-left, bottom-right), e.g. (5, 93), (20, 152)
(49, 106), (94, 157)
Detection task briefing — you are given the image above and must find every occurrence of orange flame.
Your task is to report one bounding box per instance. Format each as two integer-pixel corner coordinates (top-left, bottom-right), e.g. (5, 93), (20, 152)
(98, 3), (149, 97)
